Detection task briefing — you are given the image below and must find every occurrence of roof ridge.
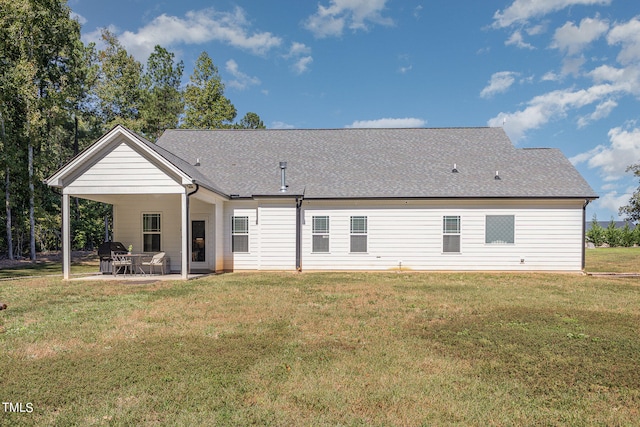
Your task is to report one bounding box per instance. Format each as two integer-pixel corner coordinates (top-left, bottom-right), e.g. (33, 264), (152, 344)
(162, 126), (501, 132)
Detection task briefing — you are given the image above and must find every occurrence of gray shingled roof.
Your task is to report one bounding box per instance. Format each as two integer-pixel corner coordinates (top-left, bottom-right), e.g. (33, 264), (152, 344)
(154, 127), (597, 199)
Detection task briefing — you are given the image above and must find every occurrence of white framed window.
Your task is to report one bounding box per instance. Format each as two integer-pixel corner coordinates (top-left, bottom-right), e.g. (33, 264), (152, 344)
(350, 216), (367, 253)
(312, 216), (330, 253)
(486, 215), (515, 244)
(443, 216), (460, 253)
(142, 213), (161, 252)
(231, 216), (249, 253)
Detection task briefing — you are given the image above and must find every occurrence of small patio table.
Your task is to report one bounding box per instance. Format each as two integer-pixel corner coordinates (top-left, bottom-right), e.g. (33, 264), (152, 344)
(121, 253), (148, 275)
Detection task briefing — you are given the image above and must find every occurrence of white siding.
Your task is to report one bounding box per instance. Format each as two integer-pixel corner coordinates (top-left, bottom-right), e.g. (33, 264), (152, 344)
(222, 201), (297, 271)
(258, 203), (296, 270)
(113, 195), (183, 272)
(66, 142), (184, 194)
(223, 202), (259, 271)
(300, 199), (585, 272)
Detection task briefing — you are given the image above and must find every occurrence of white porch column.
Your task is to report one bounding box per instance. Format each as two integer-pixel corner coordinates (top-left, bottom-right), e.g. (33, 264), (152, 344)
(181, 191), (189, 279)
(215, 202), (224, 272)
(62, 193), (71, 280)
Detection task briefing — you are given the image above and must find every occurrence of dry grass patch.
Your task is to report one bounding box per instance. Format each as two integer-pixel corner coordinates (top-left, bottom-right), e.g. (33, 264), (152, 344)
(1, 267), (640, 425)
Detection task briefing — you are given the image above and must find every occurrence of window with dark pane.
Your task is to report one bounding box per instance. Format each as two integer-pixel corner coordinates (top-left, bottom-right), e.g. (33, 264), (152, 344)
(142, 213), (161, 252)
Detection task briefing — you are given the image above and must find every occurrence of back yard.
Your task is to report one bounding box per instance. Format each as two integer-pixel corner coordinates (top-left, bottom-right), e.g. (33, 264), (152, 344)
(0, 249), (639, 426)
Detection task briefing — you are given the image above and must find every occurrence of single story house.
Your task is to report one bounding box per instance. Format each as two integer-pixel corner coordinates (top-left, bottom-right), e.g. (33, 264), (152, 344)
(46, 125), (598, 279)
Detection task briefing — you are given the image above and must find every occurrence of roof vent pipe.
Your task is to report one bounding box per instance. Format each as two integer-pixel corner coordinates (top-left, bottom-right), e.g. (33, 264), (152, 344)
(279, 161), (288, 192)
(452, 163), (458, 173)
(195, 158), (200, 166)
(495, 170), (501, 180)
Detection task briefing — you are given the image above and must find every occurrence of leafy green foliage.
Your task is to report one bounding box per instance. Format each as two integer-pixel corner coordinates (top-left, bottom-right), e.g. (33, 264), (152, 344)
(0, 2), (264, 257)
(586, 214), (605, 246)
(183, 52), (237, 129)
(619, 163), (640, 223)
(95, 29), (144, 132)
(141, 45), (184, 140)
(237, 112), (266, 129)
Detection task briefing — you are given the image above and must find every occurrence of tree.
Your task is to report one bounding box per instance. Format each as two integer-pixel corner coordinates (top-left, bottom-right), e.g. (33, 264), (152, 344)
(0, 0), (83, 260)
(141, 45), (184, 141)
(586, 214), (605, 247)
(236, 112), (265, 129)
(95, 29), (144, 132)
(183, 52), (236, 129)
(604, 218), (621, 247)
(619, 164), (640, 223)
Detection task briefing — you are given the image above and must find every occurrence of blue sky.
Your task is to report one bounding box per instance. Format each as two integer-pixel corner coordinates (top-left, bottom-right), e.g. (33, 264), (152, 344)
(69, 0), (640, 221)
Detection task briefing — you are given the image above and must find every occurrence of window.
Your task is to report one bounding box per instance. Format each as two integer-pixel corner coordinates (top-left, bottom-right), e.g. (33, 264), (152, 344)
(443, 216), (460, 253)
(350, 216), (367, 253)
(231, 216), (249, 253)
(312, 216), (330, 253)
(486, 215), (515, 244)
(143, 213), (161, 252)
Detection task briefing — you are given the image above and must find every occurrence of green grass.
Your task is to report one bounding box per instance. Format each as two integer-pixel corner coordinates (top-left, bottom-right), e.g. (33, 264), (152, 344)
(0, 262), (97, 279)
(0, 250), (639, 425)
(585, 247), (640, 272)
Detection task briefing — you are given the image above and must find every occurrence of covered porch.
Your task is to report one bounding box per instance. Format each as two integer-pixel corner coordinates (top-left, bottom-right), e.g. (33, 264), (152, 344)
(45, 126), (227, 280)
(60, 190), (224, 280)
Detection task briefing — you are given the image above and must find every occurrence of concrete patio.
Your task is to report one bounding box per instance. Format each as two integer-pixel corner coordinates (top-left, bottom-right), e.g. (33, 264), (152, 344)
(70, 272), (215, 281)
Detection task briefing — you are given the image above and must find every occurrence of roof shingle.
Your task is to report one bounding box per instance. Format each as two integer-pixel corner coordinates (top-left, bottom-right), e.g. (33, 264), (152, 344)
(154, 127), (597, 199)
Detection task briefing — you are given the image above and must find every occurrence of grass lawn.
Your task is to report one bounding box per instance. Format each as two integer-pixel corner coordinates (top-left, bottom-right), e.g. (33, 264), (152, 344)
(585, 247), (640, 273)
(0, 250), (639, 425)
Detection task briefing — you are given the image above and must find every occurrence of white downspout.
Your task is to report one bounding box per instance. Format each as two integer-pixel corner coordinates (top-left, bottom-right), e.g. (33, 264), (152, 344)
(181, 191), (188, 279)
(62, 193), (70, 280)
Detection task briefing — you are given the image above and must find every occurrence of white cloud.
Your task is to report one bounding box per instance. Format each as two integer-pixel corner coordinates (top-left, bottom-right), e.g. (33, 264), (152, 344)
(286, 42), (311, 57)
(588, 64), (640, 94)
(577, 99), (617, 128)
(583, 126), (640, 180)
(607, 16), (640, 65)
(492, 0), (612, 29)
(71, 12), (87, 26)
(346, 117), (426, 128)
(224, 59), (260, 90)
(542, 71), (561, 81)
(293, 56), (313, 74)
(505, 31), (535, 49)
(304, 0), (393, 38)
(561, 55), (586, 76)
(398, 65), (413, 74)
(285, 42), (313, 74)
(116, 7), (282, 60)
(552, 16), (609, 55)
(271, 121), (295, 129)
(488, 84), (619, 141)
(480, 71), (519, 98)
(596, 190), (632, 215)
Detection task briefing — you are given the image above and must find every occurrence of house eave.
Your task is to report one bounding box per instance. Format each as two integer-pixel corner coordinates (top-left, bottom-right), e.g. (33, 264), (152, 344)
(45, 125), (194, 189)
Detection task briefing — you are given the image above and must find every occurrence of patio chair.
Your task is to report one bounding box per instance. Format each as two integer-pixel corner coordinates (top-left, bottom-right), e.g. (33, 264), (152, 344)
(111, 251), (132, 276)
(141, 252), (166, 275)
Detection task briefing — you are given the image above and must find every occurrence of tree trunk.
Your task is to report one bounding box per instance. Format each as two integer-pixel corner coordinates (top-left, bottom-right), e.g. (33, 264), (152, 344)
(1, 113), (12, 260)
(5, 168), (12, 260)
(29, 140), (36, 261)
(104, 213), (110, 242)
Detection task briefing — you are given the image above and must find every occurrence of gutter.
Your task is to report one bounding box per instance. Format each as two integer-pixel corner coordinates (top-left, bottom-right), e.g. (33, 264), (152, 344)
(582, 198), (591, 271)
(185, 183), (200, 275)
(295, 195), (304, 272)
